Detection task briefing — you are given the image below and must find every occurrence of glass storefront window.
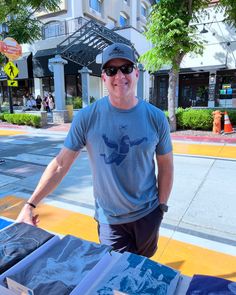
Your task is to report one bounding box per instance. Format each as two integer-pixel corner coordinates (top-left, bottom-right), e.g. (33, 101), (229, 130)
(65, 75), (77, 98)
(42, 77), (54, 98)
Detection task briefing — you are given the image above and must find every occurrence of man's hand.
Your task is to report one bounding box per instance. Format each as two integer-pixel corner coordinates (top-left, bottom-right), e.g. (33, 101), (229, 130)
(16, 204), (39, 226)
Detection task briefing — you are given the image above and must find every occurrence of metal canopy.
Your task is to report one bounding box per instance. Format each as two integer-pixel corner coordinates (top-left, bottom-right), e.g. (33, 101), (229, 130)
(57, 17), (138, 67)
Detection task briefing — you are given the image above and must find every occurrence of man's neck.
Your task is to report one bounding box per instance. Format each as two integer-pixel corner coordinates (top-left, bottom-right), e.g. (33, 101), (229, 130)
(108, 95), (138, 110)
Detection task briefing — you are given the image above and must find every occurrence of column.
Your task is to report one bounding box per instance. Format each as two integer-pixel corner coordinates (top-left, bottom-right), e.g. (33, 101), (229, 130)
(208, 71), (216, 108)
(34, 78), (43, 98)
(48, 55), (68, 123)
(137, 63), (145, 99)
(79, 66), (92, 108)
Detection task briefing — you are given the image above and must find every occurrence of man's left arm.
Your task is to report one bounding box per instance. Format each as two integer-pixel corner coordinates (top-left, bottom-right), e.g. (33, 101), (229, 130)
(156, 151), (174, 204)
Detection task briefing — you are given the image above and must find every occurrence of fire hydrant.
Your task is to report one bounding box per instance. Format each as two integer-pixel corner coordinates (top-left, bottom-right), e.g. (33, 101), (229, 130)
(212, 110), (222, 134)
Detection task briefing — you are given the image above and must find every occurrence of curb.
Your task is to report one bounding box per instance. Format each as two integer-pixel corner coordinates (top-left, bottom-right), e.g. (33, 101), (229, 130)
(171, 134), (236, 144)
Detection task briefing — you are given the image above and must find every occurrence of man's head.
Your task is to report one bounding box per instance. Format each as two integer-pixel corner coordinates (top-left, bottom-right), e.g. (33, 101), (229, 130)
(101, 43), (136, 70)
(101, 43), (139, 102)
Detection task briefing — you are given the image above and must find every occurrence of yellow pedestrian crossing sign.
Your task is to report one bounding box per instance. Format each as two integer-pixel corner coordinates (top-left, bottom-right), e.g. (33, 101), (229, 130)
(7, 80), (18, 87)
(4, 61), (19, 80)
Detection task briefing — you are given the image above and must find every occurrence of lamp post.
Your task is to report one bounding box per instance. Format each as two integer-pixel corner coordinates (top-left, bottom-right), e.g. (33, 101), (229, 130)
(0, 22), (14, 114)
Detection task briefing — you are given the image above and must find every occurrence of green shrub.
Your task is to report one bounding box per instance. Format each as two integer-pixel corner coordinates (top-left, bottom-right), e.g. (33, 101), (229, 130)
(227, 110), (236, 125)
(31, 115), (41, 127)
(174, 108), (236, 130)
(73, 97), (82, 109)
(0, 113), (4, 121)
(72, 96), (96, 109)
(1, 113), (41, 128)
(177, 108), (213, 130)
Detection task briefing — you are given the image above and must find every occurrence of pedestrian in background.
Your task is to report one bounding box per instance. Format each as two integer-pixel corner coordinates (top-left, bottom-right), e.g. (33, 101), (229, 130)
(17, 43), (173, 258)
(36, 95), (42, 111)
(48, 93), (55, 111)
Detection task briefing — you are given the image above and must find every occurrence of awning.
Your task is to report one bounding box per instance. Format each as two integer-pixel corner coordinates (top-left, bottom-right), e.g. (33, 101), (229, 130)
(181, 43), (228, 71)
(14, 52), (32, 79)
(0, 52), (32, 81)
(32, 48), (102, 78)
(33, 48), (57, 77)
(155, 43), (232, 75)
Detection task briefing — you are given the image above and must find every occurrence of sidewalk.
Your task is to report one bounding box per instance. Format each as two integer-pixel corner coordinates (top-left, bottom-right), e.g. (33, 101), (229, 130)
(1, 121), (236, 143)
(171, 129), (236, 143)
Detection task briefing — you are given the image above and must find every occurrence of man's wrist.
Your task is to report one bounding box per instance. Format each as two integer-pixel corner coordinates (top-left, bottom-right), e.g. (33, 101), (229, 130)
(158, 203), (168, 213)
(25, 202), (36, 209)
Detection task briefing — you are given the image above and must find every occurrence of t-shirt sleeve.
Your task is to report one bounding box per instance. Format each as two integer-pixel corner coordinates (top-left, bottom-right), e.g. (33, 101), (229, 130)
(155, 112), (173, 155)
(64, 111), (87, 151)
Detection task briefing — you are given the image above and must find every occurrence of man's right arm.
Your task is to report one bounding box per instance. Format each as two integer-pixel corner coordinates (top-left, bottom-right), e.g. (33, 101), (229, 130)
(16, 147), (80, 225)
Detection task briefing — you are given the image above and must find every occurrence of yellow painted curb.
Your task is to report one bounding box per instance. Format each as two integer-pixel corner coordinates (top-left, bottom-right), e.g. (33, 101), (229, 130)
(173, 142), (236, 159)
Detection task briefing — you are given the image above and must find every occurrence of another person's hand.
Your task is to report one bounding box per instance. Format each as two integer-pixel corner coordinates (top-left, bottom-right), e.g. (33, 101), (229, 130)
(16, 204), (39, 226)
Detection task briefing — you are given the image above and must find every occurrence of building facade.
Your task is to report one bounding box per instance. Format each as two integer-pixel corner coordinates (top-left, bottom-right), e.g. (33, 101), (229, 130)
(151, 1), (236, 110)
(0, 0), (152, 107)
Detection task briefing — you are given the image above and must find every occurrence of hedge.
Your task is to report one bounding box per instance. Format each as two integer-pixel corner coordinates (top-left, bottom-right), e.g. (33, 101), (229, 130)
(0, 113), (41, 128)
(166, 108), (236, 131)
(1, 108), (236, 130)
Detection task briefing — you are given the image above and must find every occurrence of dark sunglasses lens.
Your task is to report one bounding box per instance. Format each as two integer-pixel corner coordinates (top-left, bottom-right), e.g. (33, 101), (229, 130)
(120, 65), (134, 74)
(105, 67), (117, 76)
(104, 65), (134, 76)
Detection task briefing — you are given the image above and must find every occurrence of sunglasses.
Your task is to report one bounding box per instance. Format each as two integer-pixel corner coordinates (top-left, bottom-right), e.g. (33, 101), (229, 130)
(103, 64), (135, 77)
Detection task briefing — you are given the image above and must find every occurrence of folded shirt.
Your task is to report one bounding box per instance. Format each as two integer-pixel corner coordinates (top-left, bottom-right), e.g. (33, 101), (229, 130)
(8, 235), (111, 295)
(0, 222), (54, 274)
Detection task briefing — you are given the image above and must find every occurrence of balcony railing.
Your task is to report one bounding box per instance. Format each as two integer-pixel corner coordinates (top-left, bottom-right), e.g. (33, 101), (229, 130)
(41, 17), (89, 40)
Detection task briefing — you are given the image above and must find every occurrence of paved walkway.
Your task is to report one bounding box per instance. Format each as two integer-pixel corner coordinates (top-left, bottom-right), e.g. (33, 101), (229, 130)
(0, 122), (236, 280)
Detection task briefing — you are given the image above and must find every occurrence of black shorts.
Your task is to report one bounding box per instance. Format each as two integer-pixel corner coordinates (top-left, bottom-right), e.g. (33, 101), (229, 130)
(97, 206), (163, 258)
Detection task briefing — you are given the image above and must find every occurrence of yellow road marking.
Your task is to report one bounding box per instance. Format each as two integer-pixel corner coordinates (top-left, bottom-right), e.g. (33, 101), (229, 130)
(0, 130), (27, 136)
(152, 236), (236, 281)
(0, 196), (98, 242)
(173, 142), (236, 159)
(1, 195), (236, 281)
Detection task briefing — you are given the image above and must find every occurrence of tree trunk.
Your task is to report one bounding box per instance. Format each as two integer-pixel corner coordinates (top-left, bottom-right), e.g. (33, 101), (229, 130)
(168, 68), (178, 132)
(168, 53), (185, 132)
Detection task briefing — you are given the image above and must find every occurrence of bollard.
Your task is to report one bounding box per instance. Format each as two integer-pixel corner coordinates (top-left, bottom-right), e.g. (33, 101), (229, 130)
(212, 110), (222, 134)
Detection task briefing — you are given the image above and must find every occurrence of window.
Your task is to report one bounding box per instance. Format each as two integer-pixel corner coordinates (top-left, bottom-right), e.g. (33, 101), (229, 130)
(141, 3), (147, 18)
(89, 0), (102, 13)
(119, 12), (128, 27)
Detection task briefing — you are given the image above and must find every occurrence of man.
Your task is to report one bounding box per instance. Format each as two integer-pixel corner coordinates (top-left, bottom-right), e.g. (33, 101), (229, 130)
(17, 43), (173, 258)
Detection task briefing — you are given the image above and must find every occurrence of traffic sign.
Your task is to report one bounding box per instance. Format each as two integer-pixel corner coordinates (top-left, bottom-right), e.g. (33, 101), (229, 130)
(4, 61), (19, 80)
(7, 80), (18, 87)
(0, 37), (22, 60)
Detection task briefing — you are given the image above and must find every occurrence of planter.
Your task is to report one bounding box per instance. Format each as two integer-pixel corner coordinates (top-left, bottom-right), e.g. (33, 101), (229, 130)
(66, 104), (73, 122)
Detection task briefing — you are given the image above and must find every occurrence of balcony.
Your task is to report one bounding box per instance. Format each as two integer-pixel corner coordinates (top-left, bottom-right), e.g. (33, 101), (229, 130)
(42, 17), (89, 40)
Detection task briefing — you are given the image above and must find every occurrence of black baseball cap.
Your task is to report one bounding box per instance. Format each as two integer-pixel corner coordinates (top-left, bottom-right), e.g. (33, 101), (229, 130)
(101, 43), (136, 69)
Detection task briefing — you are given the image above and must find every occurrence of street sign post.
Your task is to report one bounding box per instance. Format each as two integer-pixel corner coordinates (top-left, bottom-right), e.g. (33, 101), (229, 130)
(0, 36), (22, 113)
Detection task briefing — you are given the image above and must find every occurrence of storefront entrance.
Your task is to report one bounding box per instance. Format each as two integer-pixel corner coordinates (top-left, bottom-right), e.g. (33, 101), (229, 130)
(179, 72), (209, 108)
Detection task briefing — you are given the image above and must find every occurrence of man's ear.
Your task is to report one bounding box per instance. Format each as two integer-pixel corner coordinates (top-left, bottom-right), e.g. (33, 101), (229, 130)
(135, 69), (139, 78)
(101, 73), (106, 82)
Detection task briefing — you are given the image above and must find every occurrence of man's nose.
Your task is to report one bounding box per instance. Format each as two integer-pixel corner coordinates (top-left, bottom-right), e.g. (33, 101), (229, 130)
(115, 69), (125, 77)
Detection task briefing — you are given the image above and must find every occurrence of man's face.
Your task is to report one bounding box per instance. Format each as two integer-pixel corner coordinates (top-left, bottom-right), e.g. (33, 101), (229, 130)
(101, 58), (139, 100)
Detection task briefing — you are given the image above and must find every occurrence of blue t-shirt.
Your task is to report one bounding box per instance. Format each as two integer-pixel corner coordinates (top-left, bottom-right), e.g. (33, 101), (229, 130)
(64, 97), (172, 224)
